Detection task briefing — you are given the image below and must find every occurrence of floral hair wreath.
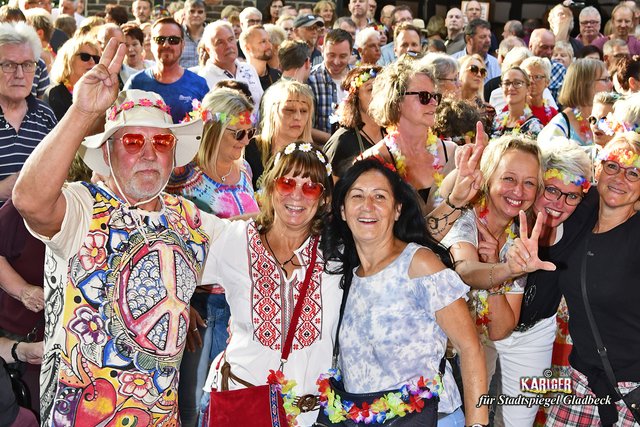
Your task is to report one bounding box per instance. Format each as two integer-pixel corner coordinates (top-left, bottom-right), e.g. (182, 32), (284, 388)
(181, 99), (256, 126)
(108, 98), (171, 121)
(349, 68), (378, 93)
(543, 168), (591, 191)
(597, 146), (640, 170)
(273, 142), (333, 177)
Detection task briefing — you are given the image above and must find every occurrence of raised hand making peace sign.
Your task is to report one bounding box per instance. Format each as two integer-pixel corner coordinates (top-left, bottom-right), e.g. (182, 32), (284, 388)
(72, 38), (127, 116)
(507, 210), (556, 275)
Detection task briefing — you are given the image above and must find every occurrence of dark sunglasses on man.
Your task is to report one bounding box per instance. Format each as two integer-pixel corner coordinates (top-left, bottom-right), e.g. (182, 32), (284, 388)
(153, 36), (182, 45)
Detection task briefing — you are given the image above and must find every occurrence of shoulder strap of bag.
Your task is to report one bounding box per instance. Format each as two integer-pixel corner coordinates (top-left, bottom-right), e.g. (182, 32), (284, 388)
(580, 236), (623, 401)
(355, 127), (365, 154)
(280, 237), (319, 363)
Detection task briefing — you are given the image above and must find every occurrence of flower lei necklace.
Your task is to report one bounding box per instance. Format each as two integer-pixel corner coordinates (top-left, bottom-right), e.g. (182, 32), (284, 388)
(316, 368), (442, 424)
(268, 370), (301, 426)
(496, 104), (533, 135)
(474, 196), (518, 331)
(573, 107), (593, 146)
(384, 129), (444, 202)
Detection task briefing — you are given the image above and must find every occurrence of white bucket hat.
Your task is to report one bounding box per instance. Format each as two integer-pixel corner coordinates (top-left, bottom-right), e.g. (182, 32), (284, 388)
(79, 89), (204, 176)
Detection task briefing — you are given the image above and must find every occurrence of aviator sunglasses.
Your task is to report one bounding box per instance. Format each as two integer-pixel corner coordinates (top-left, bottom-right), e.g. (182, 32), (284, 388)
(224, 127), (257, 140)
(274, 177), (325, 199)
(404, 90), (443, 106)
(468, 64), (488, 77)
(114, 133), (177, 154)
(153, 35), (183, 45)
(77, 52), (101, 63)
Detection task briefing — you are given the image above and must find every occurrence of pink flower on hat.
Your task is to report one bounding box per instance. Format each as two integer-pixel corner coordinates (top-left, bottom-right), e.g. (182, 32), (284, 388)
(138, 98), (153, 107)
(120, 101), (135, 111)
(107, 106), (118, 121)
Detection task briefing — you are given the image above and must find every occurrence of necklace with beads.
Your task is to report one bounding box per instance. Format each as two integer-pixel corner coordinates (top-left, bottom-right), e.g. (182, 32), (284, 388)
(263, 232), (302, 269)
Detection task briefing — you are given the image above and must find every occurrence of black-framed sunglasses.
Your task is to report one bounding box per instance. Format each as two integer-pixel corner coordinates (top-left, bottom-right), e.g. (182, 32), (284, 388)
(77, 52), (101, 63)
(588, 115), (607, 126)
(153, 35), (182, 45)
(225, 127), (256, 140)
(404, 91), (442, 106)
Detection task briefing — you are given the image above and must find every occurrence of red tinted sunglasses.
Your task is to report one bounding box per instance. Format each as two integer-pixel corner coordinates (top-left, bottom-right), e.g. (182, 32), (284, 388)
(116, 133), (177, 154)
(274, 177), (324, 199)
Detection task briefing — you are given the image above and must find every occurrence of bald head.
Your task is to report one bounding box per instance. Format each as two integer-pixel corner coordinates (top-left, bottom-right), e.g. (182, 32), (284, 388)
(465, 1), (482, 21)
(446, 8), (464, 34)
(529, 28), (555, 58)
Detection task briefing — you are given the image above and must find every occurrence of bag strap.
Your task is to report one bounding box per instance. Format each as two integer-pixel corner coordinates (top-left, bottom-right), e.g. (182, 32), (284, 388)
(280, 237), (319, 364)
(580, 237), (623, 401)
(355, 127), (365, 154)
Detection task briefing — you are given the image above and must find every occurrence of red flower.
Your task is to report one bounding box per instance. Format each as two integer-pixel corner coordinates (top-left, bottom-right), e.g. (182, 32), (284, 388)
(409, 395), (424, 412)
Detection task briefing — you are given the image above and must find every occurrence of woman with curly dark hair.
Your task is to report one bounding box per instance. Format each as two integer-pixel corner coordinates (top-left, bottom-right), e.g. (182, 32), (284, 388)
(324, 65), (385, 177)
(434, 98), (481, 145)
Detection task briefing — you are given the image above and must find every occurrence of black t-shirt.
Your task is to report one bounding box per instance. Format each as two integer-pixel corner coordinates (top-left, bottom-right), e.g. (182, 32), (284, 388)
(518, 189), (599, 327)
(556, 188), (640, 382)
(259, 66), (282, 92)
(324, 127), (382, 178)
(245, 137), (263, 190)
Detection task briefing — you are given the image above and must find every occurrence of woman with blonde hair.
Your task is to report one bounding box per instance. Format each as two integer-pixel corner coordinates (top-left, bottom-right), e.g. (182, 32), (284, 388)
(459, 54), (496, 129)
(245, 79), (314, 189)
(538, 58), (613, 146)
(166, 87), (259, 426)
(44, 36), (101, 121)
(314, 0), (336, 28)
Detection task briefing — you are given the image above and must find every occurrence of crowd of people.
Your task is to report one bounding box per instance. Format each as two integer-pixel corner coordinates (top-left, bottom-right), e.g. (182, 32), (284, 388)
(2, 0), (640, 426)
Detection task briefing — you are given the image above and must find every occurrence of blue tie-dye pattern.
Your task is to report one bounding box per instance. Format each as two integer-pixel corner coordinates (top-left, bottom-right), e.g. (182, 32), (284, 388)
(338, 243), (470, 414)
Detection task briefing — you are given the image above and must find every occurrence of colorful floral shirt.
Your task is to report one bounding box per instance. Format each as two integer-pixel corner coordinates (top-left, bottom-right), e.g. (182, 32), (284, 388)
(31, 182), (225, 426)
(338, 243), (469, 414)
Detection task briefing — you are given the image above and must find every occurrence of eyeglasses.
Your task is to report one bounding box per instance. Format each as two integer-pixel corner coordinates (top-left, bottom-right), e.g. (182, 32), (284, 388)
(76, 52), (101, 63)
(224, 127), (256, 140)
(595, 75), (612, 83)
(467, 64), (487, 77)
(114, 133), (177, 154)
(0, 61), (37, 74)
(528, 74), (547, 82)
(501, 80), (526, 89)
(404, 90), (442, 105)
(543, 185), (583, 206)
(246, 19), (262, 25)
(601, 160), (640, 182)
(153, 35), (182, 45)
(274, 176), (325, 199)
(580, 20), (600, 26)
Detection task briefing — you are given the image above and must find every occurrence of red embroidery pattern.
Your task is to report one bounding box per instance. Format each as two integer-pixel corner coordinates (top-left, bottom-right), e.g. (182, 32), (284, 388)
(247, 224), (324, 351)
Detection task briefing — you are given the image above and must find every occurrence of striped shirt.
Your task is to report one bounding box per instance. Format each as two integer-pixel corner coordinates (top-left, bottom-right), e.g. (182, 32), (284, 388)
(0, 95), (57, 180)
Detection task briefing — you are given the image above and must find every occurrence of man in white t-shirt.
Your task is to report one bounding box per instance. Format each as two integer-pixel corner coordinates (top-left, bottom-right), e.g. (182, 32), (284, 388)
(12, 40), (225, 426)
(198, 20), (263, 110)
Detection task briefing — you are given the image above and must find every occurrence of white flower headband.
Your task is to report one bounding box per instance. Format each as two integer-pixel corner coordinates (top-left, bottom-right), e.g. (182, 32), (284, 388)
(273, 142), (333, 177)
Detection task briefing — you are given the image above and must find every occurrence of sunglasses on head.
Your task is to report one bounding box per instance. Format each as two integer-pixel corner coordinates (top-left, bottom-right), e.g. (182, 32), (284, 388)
(153, 35), (182, 45)
(404, 90), (442, 106)
(114, 133), (177, 154)
(468, 64), (488, 77)
(224, 127), (256, 140)
(274, 176), (325, 199)
(77, 52), (101, 63)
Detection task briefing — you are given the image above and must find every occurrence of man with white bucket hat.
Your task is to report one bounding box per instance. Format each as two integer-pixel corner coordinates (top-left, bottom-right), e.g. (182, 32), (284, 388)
(12, 39), (228, 425)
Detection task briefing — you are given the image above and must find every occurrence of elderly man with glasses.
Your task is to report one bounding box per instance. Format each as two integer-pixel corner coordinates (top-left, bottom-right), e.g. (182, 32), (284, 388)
(575, 6), (604, 47)
(125, 17), (209, 123)
(0, 22), (56, 205)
